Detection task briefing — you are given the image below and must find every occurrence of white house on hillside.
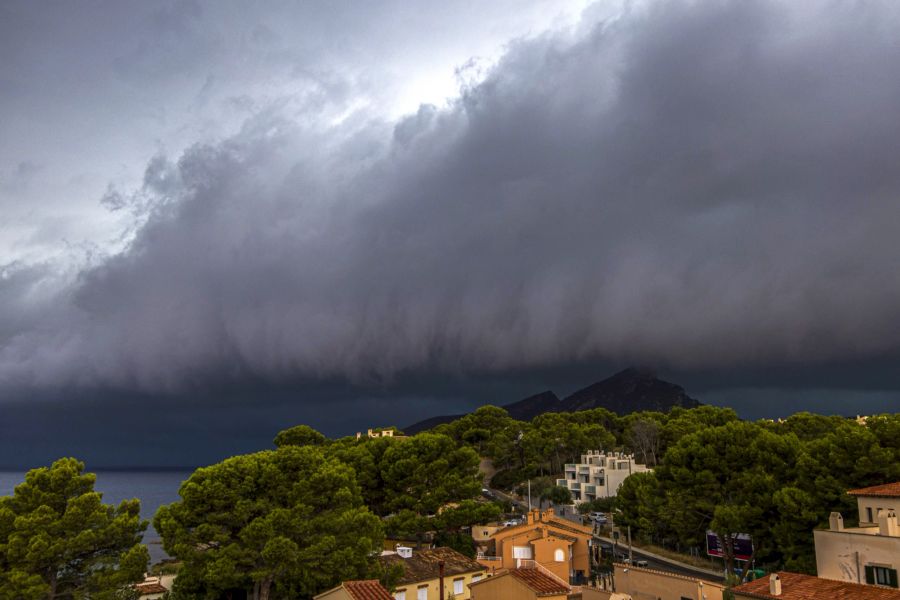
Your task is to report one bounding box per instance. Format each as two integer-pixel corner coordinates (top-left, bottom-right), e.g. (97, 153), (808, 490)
(556, 451), (650, 502)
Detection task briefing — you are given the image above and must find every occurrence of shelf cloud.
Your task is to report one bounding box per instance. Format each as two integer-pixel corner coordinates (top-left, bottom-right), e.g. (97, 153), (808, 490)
(4, 0), (900, 399)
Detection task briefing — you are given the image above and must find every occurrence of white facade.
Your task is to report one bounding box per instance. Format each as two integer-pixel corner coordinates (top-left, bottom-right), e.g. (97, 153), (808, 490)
(556, 451), (650, 502)
(814, 491), (900, 589)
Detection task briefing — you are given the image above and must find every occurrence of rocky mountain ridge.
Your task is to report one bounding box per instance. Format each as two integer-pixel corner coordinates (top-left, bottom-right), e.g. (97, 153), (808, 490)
(404, 367), (701, 434)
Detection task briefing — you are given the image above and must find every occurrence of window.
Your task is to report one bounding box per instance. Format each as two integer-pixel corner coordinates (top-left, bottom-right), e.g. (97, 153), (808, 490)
(472, 575), (482, 583)
(394, 590), (406, 600)
(554, 549), (565, 562)
(865, 565), (899, 588)
(417, 585), (428, 600)
(512, 546), (533, 559)
(867, 507), (874, 522)
(453, 578), (464, 595)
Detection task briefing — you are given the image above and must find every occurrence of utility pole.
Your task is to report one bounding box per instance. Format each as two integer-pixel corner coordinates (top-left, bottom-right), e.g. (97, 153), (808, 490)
(528, 479), (532, 510)
(627, 526), (633, 564)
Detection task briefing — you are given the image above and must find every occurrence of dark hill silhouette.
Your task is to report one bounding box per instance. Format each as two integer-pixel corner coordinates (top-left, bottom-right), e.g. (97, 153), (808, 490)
(404, 368), (700, 434)
(502, 390), (562, 421)
(560, 367), (699, 415)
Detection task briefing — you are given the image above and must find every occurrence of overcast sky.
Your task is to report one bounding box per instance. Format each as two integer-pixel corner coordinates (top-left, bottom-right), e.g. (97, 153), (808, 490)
(2, 0), (899, 468)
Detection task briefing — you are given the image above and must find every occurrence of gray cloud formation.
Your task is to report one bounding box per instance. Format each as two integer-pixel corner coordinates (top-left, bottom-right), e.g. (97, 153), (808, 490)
(4, 0), (900, 397)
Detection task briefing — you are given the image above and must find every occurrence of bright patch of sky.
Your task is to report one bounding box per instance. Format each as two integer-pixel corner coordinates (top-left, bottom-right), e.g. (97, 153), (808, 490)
(0, 0), (601, 269)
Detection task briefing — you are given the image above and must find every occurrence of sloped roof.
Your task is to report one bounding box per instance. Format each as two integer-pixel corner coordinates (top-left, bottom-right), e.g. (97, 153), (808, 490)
(342, 580), (395, 600)
(847, 482), (900, 498)
(732, 572), (900, 600)
(378, 547), (485, 585)
(135, 582), (168, 595)
(492, 514), (592, 541)
(509, 568), (570, 596)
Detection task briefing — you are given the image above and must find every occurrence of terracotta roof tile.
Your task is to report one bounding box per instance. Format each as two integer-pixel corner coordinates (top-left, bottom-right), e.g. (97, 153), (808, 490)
(732, 572), (900, 600)
(343, 580), (395, 600)
(135, 582), (168, 595)
(847, 482), (900, 498)
(509, 568), (570, 596)
(378, 547), (485, 585)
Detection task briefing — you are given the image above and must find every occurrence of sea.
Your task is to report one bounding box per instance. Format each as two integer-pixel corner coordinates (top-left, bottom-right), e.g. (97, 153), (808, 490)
(0, 469), (193, 566)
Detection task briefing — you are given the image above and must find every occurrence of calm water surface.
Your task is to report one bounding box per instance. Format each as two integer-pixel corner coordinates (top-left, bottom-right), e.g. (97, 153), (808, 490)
(0, 469), (193, 565)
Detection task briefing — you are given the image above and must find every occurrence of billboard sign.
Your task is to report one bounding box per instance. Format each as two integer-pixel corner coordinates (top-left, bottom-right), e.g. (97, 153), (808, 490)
(706, 531), (753, 562)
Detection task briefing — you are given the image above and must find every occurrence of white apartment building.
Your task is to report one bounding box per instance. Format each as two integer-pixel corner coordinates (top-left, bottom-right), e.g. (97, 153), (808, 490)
(814, 482), (900, 589)
(556, 451), (651, 502)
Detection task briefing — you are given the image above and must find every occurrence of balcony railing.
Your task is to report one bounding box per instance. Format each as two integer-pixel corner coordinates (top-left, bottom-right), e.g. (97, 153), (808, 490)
(476, 553), (502, 562)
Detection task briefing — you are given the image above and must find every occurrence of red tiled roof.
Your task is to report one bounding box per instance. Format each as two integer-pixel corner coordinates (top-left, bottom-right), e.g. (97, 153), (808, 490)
(135, 582), (168, 595)
(378, 547), (484, 585)
(509, 568), (570, 596)
(847, 482), (900, 498)
(343, 580), (395, 600)
(732, 572), (900, 600)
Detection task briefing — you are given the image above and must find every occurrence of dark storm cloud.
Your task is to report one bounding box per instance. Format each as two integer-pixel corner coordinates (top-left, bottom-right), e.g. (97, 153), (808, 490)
(3, 0), (900, 398)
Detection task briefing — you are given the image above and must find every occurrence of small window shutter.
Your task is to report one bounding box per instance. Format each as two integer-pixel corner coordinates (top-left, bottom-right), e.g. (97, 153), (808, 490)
(865, 565), (875, 585)
(889, 568), (898, 588)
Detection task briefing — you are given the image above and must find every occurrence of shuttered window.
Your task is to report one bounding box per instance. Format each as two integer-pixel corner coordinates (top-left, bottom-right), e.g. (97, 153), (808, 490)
(417, 585), (428, 600)
(394, 590), (406, 600)
(512, 546), (533, 559)
(866, 565), (899, 588)
(453, 579), (464, 595)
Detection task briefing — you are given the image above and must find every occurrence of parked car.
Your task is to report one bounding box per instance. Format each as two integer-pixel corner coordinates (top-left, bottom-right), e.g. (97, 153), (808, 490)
(481, 488), (496, 499)
(589, 511), (608, 523)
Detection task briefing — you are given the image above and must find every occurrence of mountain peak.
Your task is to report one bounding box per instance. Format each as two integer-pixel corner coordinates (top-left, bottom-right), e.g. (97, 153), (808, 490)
(562, 367), (699, 414)
(403, 368), (700, 433)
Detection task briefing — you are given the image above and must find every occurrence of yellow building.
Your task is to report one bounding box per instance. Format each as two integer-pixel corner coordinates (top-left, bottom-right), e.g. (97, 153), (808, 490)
(379, 546), (486, 600)
(610, 563), (725, 600)
(477, 508), (594, 584)
(468, 566), (570, 600)
(814, 482), (900, 588)
(315, 580), (395, 600)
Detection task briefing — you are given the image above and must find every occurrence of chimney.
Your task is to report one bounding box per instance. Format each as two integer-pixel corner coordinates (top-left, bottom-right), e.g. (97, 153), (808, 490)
(829, 512), (844, 531)
(878, 510), (900, 537)
(527, 509), (536, 525)
(769, 574), (782, 596)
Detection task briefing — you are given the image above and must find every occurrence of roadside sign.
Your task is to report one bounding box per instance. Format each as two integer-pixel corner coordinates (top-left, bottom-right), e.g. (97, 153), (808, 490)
(706, 531), (753, 561)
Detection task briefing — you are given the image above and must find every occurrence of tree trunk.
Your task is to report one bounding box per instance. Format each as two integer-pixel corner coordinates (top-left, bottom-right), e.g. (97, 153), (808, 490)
(725, 535), (738, 581)
(47, 570), (57, 600)
(259, 576), (274, 600)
